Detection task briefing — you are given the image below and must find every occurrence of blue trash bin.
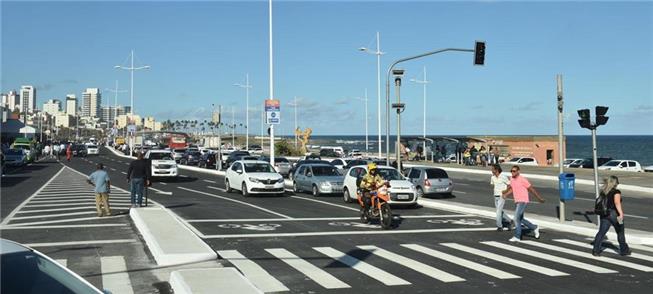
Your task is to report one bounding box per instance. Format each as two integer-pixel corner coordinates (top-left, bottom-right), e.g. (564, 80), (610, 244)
(559, 173), (575, 201)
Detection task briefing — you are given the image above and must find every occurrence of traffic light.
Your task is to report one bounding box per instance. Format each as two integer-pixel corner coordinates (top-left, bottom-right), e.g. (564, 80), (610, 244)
(474, 41), (486, 66)
(577, 108), (592, 129)
(595, 106), (609, 126)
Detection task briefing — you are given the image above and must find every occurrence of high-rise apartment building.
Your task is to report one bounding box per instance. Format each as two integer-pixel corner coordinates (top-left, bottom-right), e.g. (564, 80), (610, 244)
(82, 88), (101, 118)
(20, 85), (36, 114)
(101, 105), (130, 125)
(7, 90), (20, 112)
(43, 99), (62, 115)
(66, 94), (77, 116)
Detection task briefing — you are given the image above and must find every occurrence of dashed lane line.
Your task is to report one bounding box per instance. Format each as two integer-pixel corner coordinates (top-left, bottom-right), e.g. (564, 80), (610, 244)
(290, 195), (359, 212)
(6, 215), (126, 227)
(207, 186), (226, 192)
(203, 179), (217, 184)
(0, 224), (128, 230)
(24, 239), (137, 247)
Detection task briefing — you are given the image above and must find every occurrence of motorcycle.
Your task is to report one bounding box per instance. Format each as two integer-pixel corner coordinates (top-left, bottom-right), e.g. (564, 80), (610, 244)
(357, 183), (393, 229)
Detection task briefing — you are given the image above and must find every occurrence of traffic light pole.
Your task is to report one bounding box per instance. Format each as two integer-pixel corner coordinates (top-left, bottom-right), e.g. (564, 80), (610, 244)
(591, 127), (600, 225)
(556, 75), (565, 223)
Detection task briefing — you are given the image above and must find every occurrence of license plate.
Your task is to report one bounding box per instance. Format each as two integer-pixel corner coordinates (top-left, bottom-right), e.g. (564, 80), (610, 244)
(437, 188), (447, 192)
(397, 194), (410, 200)
(265, 185), (274, 189)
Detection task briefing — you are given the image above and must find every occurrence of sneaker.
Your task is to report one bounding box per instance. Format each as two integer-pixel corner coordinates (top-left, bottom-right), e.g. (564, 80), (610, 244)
(496, 227), (503, 232)
(501, 227), (510, 231)
(620, 249), (632, 256)
(534, 227), (540, 239)
(592, 251), (601, 257)
(508, 237), (521, 242)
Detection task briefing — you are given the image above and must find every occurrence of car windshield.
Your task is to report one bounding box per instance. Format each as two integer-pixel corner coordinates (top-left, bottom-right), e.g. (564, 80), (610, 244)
(1, 251), (100, 294)
(275, 158), (289, 163)
(244, 163), (275, 173)
(564, 159), (574, 164)
(174, 149), (186, 153)
(377, 168), (403, 181)
(509, 158), (520, 162)
(603, 161), (620, 167)
(312, 166), (340, 176)
(149, 152), (173, 160)
(426, 169), (448, 179)
(13, 145), (30, 150)
(87, 145), (97, 148)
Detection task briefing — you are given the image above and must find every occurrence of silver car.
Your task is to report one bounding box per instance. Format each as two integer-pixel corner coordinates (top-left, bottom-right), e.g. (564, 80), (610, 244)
(292, 163), (344, 197)
(405, 166), (454, 197)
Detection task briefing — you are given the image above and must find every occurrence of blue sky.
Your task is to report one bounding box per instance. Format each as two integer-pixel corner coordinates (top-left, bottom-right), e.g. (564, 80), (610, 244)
(2, 0), (652, 136)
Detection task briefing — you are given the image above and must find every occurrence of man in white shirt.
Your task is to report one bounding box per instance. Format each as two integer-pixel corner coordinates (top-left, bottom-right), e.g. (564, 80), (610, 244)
(491, 164), (512, 231)
(53, 144), (61, 160)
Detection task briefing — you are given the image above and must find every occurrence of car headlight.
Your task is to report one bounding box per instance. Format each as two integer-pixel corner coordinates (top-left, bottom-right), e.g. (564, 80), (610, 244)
(320, 182), (332, 188)
(249, 177), (260, 183)
(277, 178), (284, 183)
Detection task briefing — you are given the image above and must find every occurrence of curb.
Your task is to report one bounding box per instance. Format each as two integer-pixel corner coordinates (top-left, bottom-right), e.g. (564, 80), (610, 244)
(417, 198), (653, 245)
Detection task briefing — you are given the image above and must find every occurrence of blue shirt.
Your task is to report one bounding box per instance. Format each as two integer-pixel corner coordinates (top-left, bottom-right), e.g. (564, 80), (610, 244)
(88, 170), (111, 193)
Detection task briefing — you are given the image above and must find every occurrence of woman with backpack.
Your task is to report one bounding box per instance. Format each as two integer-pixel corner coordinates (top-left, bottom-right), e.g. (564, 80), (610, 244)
(592, 175), (631, 256)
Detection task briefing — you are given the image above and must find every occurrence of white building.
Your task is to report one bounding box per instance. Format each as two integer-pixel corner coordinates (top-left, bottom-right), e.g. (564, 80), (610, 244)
(66, 94), (77, 116)
(82, 88), (101, 118)
(43, 99), (62, 115)
(54, 113), (75, 128)
(7, 90), (20, 112)
(101, 105), (130, 125)
(20, 85), (36, 114)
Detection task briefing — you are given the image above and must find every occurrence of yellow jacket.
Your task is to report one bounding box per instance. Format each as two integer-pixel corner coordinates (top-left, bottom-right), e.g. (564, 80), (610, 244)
(360, 172), (385, 190)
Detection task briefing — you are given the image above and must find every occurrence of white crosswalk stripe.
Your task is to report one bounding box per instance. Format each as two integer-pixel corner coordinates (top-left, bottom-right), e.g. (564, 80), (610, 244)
(481, 241), (617, 274)
(521, 241), (653, 272)
(357, 245), (465, 282)
(101, 256), (134, 294)
(401, 244), (521, 279)
(55, 259), (67, 267)
(441, 243), (569, 276)
(218, 250), (289, 293)
(554, 239), (653, 263)
(265, 248), (350, 289)
(314, 246), (411, 286)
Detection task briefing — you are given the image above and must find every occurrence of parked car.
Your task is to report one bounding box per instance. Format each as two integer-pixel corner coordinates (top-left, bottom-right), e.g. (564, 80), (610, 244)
(3, 149), (27, 166)
(198, 152), (218, 168)
(598, 160), (643, 172)
(293, 163), (345, 196)
(225, 151), (252, 168)
(347, 149), (363, 158)
(289, 160), (333, 180)
(71, 144), (88, 157)
(145, 150), (178, 179)
(248, 145), (264, 154)
(405, 167), (454, 197)
(260, 156), (293, 177)
(171, 148), (187, 162)
(563, 158), (584, 168)
(303, 153), (321, 160)
(342, 165), (417, 206)
(11, 138), (35, 162)
(330, 158), (352, 171)
(568, 157), (612, 169)
(225, 160), (285, 196)
(86, 144), (99, 156)
(179, 149), (202, 165)
(319, 149), (339, 158)
(644, 165), (653, 173)
(1, 238), (106, 294)
(507, 157), (538, 166)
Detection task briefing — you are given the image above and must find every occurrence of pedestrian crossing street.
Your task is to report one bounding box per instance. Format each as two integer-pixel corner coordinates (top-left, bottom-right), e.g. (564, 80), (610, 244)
(53, 255), (136, 294)
(218, 239), (653, 293)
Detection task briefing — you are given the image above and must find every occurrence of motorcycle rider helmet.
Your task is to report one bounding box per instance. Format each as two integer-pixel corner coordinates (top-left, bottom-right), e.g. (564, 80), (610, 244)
(367, 162), (377, 171)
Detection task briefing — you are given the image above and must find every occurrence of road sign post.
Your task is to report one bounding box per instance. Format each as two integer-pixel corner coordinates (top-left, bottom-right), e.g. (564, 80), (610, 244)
(265, 99), (280, 166)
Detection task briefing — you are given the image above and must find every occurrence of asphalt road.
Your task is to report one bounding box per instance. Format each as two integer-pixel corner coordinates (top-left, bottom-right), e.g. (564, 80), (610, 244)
(2, 147), (653, 294)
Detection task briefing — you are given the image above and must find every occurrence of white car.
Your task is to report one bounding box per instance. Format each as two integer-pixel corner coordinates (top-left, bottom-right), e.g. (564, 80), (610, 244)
(225, 160), (285, 196)
(86, 144), (99, 155)
(507, 157), (538, 166)
(342, 165), (418, 206)
(644, 165), (653, 172)
(598, 160), (643, 172)
(563, 158), (583, 168)
(171, 148), (186, 162)
(330, 158), (352, 171)
(145, 150), (178, 178)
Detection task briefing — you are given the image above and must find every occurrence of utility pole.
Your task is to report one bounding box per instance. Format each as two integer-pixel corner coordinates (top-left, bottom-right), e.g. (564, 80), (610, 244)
(577, 106), (610, 225)
(234, 74), (252, 150)
(232, 106), (235, 146)
(557, 74), (565, 222)
(268, 0), (275, 165)
(293, 96), (298, 149)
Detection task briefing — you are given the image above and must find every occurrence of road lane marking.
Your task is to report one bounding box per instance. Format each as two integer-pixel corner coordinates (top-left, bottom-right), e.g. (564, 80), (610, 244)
(454, 191), (467, 194)
(553, 239), (653, 263)
(440, 243), (569, 277)
(315, 247), (411, 286)
(217, 250), (289, 293)
(521, 241), (653, 272)
(55, 259), (67, 267)
(290, 196), (359, 212)
(148, 187), (172, 195)
(357, 245), (465, 282)
(17, 207), (93, 214)
(11, 211), (98, 220)
(0, 224), (128, 230)
(203, 179), (217, 184)
(186, 214), (471, 222)
(1, 166), (66, 226)
(121, 172), (127, 174)
(265, 248), (350, 289)
(177, 187), (292, 219)
(628, 244), (653, 253)
(110, 168), (117, 171)
(207, 186), (226, 192)
(29, 199), (131, 204)
(401, 244), (521, 279)
(158, 182), (167, 185)
(625, 214), (649, 219)
(101, 256), (134, 294)
(24, 239), (137, 247)
(180, 175), (189, 178)
(481, 241), (617, 274)
(7, 215), (125, 227)
(202, 227), (496, 239)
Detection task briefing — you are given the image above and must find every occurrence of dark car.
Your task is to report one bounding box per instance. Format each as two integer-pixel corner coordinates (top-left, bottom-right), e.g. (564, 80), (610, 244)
(259, 156), (293, 177)
(569, 157), (613, 169)
(179, 150), (202, 165)
(225, 150), (251, 168)
(319, 149), (339, 158)
(72, 144), (87, 157)
(289, 159), (333, 180)
(198, 152), (218, 168)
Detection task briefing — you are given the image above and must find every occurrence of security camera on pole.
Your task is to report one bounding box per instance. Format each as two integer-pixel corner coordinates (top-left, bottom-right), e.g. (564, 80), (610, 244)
(577, 105), (609, 224)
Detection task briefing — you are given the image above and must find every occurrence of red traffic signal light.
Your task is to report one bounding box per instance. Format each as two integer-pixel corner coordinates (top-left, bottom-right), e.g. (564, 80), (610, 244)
(474, 41), (485, 66)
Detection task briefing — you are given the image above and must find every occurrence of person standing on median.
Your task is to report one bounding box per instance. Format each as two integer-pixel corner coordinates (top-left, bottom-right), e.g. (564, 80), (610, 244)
(87, 163), (111, 217)
(127, 152), (151, 208)
(490, 164), (512, 231)
(502, 165), (545, 242)
(592, 176), (631, 256)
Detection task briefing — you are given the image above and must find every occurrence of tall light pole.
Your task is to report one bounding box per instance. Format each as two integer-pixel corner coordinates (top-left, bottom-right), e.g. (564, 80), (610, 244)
(410, 66), (429, 160)
(234, 73), (252, 150)
(354, 89), (369, 154)
(232, 106), (236, 146)
(268, 0), (275, 165)
(114, 50), (150, 115)
(288, 97), (299, 149)
(556, 74), (565, 222)
(359, 32), (384, 158)
(105, 80), (127, 130)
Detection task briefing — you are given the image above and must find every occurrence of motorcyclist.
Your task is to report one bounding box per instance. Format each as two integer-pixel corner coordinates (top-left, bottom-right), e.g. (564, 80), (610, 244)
(359, 163), (385, 212)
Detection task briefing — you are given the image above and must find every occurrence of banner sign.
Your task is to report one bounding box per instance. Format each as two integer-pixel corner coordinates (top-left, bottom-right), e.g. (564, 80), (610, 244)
(265, 99), (280, 125)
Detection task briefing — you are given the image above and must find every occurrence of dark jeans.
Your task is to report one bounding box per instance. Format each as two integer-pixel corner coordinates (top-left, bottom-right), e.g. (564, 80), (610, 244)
(130, 178), (145, 206)
(593, 210), (629, 254)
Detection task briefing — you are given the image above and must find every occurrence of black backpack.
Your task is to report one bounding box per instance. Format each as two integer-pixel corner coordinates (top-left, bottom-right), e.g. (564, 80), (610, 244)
(594, 192), (609, 216)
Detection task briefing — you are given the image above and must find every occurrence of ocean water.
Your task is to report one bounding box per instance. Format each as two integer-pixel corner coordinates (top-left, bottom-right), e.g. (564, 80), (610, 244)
(290, 135), (653, 166)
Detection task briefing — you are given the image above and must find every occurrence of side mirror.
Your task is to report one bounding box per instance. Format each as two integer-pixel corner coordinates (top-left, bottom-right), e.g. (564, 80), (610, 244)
(236, 169), (243, 174)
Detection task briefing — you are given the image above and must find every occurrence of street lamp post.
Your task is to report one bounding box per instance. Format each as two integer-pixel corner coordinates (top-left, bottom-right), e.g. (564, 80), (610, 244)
(354, 89), (369, 154)
(105, 80), (127, 136)
(359, 32), (384, 158)
(410, 67), (430, 161)
(289, 96), (299, 149)
(268, 0), (275, 166)
(115, 49), (149, 157)
(234, 73), (252, 150)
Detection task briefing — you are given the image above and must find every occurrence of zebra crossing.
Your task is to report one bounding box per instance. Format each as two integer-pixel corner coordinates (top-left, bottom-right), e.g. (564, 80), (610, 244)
(218, 239), (653, 293)
(53, 255), (135, 294)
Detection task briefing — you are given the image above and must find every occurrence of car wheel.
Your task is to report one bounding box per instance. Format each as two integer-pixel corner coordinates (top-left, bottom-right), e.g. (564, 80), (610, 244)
(343, 188), (352, 203)
(225, 179), (233, 193)
(416, 187), (424, 198)
(293, 181), (301, 193)
(242, 182), (249, 197)
(312, 185), (320, 197)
